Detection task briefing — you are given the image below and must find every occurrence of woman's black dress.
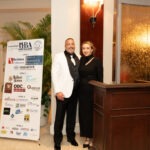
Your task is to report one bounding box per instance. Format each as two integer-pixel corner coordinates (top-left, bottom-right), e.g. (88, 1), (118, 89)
(78, 55), (103, 138)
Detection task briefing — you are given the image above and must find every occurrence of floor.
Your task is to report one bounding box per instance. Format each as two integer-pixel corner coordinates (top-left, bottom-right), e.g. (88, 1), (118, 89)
(0, 124), (88, 150)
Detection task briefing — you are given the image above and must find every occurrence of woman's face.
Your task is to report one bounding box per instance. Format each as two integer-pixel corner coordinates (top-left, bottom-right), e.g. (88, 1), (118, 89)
(82, 43), (93, 57)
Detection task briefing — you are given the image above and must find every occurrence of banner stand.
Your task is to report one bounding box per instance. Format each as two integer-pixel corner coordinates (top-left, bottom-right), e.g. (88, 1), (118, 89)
(0, 39), (44, 141)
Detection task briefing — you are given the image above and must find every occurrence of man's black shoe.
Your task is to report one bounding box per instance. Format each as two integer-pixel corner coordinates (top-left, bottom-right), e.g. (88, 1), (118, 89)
(67, 139), (78, 146)
(54, 145), (61, 150)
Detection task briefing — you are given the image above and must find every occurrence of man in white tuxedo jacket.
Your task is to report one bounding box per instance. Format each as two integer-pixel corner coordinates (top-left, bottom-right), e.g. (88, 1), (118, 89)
(52, 38), (79, 150)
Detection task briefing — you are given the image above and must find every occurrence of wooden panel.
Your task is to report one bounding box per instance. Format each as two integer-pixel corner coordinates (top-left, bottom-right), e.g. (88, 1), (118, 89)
(111, 92), (150, 110)
(93, 110), (104, 150)
(91, 82), (150, 150)
(80, 0), (103, 60)
(94, 87), (105, 108)
(110, 116), (149, 150)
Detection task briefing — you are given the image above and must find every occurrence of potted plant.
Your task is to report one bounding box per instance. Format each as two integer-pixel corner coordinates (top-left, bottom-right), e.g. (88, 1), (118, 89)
(40, 90), (51, 126)
(1, 14), (51, 125)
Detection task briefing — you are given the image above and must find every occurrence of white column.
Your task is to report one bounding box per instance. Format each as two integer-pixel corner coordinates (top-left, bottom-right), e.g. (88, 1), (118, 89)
(103, 0), (114, 83)
(50, 0), (80, 134)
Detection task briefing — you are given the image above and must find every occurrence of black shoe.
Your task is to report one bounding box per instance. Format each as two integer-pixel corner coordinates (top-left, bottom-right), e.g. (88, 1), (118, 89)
(54, 145), (61, 150)
(83, 143), (89, 148)
(67, 139), (78, 146)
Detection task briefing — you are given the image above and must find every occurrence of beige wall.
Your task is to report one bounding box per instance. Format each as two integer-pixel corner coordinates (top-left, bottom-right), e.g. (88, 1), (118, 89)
(0, 0), (50, 41)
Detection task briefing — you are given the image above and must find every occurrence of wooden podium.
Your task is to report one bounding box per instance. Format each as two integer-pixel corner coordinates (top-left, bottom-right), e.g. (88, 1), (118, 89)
(90, 81), (150, 150)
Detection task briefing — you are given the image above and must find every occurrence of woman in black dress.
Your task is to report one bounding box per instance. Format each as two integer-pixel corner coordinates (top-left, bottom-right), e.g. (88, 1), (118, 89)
(78, 41), (103, 148)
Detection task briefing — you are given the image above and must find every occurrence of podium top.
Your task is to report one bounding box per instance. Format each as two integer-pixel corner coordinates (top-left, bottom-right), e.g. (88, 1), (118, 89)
(89, 80), (150, 89)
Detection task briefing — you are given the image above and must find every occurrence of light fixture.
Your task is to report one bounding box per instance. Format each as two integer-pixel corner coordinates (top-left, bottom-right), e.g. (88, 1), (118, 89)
(84, 0), (103, 28)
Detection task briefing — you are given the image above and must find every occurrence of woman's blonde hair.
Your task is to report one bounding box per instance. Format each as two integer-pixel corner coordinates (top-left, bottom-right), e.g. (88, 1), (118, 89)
(81, 41), (96, 56)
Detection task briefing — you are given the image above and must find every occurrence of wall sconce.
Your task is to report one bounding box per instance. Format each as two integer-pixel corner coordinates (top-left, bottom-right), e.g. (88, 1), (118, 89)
(84, 0), (103, 28)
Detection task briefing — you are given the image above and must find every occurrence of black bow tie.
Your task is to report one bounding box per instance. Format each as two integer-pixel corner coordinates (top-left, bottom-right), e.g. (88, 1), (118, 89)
(64, 51), (75, 58)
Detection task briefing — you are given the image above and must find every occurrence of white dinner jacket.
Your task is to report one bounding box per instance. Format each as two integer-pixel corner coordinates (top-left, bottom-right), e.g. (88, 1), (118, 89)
(52, 52), (74, 98)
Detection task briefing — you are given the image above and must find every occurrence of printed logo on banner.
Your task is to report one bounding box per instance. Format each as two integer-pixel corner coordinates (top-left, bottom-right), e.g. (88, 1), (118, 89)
(33, 40), (43, 51)
(4, 97), (15, 102)
(8, 58), (24, 64)
(31, 128), (37, 132)
(30, 96), (39, 101)
(3, 108), (11, 115)
(14, 65), (19, 70)
(15, 109), (23, 114)
(25, 55), (43, 65)
(8, 44), (18, 49)
(4, 82), (12, 93)
(16, 132), (21, 136)
(13, 84), (25, 92)
(16, 103), (26, 108)
(19, 104), (26, 107)
(19, 42), (32, 50)
(1, 130), (7, 134)
(15, 103), (19, 108)
(23, 132), (28, 136)
(16, 124), (23, 128)
(26, 109), (38, 113)
(18, 99), (27, 102)
(10, 130), (14, 134)
(19, 72), (26, 75)
(4, 102), (14, 107)
(12, 127), (19, 131)
(10, 114), (15, 118)
(8, 58), (14, 64)
(26, 75), (36, 82)
(4, 76), (13, 93)
(27, 102), (39, 107)
(27, 85), (40, 91)
(13, 75), (22, 82)
(16, 65), (35, 70)
(21, 128), (29, 131)
(24, 114), (30, 121)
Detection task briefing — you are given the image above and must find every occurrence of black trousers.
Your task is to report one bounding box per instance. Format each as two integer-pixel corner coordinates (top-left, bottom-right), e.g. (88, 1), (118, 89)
(54, 89), (78, 146)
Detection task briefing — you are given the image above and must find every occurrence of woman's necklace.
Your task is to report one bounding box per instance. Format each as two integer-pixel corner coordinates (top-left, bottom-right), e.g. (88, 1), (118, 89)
(85, 57), (94, 66)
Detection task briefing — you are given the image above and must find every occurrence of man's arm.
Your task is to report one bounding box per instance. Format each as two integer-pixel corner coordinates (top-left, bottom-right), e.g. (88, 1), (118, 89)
(52, 54), (64, 101)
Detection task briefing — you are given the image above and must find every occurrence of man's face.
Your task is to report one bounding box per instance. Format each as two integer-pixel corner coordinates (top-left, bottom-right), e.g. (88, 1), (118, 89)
(65, 39), (75, 54)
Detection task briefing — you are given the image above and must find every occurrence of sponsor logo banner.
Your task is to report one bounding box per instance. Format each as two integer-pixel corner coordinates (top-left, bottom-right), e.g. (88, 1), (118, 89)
(0, 39), (44, 141)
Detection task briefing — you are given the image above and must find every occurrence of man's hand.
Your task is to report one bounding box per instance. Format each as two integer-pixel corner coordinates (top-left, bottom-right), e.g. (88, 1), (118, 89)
(56, 92), (64, 101)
